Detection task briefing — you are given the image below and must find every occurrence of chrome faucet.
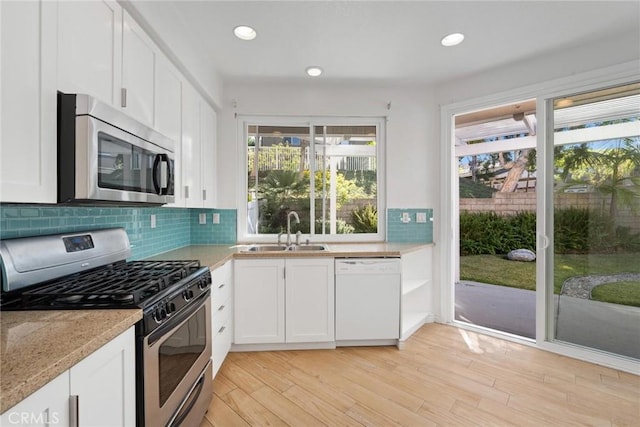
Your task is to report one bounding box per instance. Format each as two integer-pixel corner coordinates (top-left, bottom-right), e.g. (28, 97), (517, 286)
(286, 211), (300, 246)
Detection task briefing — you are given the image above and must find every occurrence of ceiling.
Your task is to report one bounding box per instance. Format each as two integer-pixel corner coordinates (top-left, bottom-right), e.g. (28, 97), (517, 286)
(128, 1), (640, 87)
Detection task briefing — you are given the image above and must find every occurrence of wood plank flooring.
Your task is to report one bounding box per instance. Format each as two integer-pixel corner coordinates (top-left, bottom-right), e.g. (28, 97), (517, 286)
(199, 324), (640, 426)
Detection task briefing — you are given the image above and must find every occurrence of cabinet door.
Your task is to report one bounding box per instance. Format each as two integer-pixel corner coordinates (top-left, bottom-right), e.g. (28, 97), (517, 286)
(0, 0), (57, 203)
(155, 56), (184, 207)
(57, 0), (122, 106)
(285, 258), (335, 343)
(234, 259), (285, 344)
(69, 327), (136, 427)
(122, 9), (155, 127)
(181, 84), (202, 208)
(201, 102), (217, 208)
(0, 371), (69, 426)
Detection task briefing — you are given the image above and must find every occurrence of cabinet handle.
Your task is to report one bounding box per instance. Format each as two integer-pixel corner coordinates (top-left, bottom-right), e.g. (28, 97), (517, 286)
(218, 326), (226, 333)
(69, 395), (79, 427)
(121, 88), (127, 108)
(218, 304), (225, 311)
(184, 185), (190, 198)
(203, 189), (207, 200)
(218, 284), (225, 289)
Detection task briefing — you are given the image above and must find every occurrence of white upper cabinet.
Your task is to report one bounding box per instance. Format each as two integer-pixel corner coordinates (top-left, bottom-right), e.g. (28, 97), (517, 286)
(0, 0), (58, 203)
(154, 56), (182, 144)
(181, 83), (217, 209)
(201, 102), (217, 208)
(121, 9), (155, 127)
(155, 56), (184, 206)
(181, 84), (203, 208)
(57, 0), (122, 105)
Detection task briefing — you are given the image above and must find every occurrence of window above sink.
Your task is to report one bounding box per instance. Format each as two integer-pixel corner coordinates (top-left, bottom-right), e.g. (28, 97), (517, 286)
(237, 116), (386, 244)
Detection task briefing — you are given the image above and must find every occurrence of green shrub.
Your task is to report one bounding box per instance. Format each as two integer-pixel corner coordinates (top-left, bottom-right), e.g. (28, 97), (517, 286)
(460, 208), (640, 256)
(350, 204), (378, 233)
(459, 211), (535, 255)
(553, 207), (616, 253)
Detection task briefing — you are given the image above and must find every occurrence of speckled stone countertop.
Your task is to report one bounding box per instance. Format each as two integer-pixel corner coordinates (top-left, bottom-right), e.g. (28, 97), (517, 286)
(146, 242), (433, 267)
(0, 309), (142, 413)
(1, 242), (430, 412)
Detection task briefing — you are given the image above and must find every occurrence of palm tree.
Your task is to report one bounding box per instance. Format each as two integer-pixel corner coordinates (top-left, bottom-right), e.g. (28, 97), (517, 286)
(556, 138), (640, 218)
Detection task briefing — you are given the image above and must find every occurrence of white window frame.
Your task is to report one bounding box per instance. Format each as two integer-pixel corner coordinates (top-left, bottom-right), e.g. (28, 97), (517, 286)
(236, 115), (386, 243)
(439, 60), (639, 374)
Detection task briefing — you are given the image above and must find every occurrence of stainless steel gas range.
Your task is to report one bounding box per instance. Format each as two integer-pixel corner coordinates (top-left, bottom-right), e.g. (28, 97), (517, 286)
(0, 228), (212, 427)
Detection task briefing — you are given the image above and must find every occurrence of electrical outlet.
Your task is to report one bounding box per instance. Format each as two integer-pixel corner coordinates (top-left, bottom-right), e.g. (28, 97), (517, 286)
(416, 212), (427, 223)
(212, 213), (220, 224)
(199, 213), (206, 224)
(150, 214), (156, 229)
(401, 212), (411, 223)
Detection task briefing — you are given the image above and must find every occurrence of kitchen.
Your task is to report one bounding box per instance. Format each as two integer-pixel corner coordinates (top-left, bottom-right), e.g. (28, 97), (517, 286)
(1, 1), (639, 426)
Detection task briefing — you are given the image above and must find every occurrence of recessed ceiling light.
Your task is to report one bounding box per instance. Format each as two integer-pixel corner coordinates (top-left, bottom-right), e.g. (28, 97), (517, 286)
(306, 66), (323, 77)
(233, 25), (257, 41)
(441, 33), (464, 47)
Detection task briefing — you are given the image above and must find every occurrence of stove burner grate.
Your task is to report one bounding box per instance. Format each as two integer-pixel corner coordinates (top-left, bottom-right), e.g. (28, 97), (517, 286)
(15, 260), (201, 308)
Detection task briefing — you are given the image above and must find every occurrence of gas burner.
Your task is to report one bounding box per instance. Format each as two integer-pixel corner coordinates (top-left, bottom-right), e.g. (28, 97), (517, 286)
(55, 294), (84, 304)
(111, 293), (135, 303)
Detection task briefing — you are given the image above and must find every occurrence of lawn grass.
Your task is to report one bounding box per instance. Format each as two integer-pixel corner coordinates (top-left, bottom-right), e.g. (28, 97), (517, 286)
(590, 281), (640, 307)
(460, 253), (640, 302)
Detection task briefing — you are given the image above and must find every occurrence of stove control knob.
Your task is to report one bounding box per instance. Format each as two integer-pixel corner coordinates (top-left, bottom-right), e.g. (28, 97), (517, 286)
(153, 310), (162, 323)
(183, 290), (193, 301)
(167, 302), (176, 314)
(198, 278), (209, 290)
(159, 308), (167, 320)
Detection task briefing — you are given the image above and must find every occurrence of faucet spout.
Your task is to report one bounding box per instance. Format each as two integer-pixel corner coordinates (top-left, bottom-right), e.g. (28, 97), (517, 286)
(286, 211), (300, 246)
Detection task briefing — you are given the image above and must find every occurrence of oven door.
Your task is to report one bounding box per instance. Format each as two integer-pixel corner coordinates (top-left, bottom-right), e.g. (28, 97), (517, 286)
(142, 293), (212, 427)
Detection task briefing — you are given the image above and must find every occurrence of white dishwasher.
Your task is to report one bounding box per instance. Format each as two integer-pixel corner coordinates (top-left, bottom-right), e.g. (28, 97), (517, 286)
(335, 258), (401, 345)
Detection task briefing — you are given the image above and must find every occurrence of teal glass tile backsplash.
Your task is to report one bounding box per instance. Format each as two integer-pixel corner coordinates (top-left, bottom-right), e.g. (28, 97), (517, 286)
(0, 206), (238, 260)
(387, 208), (433, 243)
(190, 209), (237, 244)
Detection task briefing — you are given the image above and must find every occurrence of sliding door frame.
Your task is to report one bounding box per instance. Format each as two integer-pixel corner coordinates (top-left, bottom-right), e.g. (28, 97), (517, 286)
(439, 60), (639, 373)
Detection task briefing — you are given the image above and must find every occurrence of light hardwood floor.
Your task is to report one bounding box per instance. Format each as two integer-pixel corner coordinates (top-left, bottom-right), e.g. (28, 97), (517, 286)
(199, 324), (640, 426)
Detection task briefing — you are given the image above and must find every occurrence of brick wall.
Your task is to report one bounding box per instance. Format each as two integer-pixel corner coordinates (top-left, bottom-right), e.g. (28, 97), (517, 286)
(460, 192), (639, 231)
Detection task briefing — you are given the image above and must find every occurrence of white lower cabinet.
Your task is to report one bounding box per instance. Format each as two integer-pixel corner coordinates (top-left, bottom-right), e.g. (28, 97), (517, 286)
(69, 327), (136, 426)
(0, 371), (69, 427)
(211, 261), (233, 378)
(233, 258), (334, 345)
(285, 258), (335, 343)
(0, 327), (136, 427)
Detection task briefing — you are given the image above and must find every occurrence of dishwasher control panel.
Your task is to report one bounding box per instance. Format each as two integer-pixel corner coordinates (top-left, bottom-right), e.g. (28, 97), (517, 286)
(334, 258), (401, 275)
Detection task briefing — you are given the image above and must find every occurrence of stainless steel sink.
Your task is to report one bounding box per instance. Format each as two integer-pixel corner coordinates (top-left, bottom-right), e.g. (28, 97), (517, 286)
(242, 243), (328, 252)
(243, 244), (288, 252)
(287, 244), (329, 251)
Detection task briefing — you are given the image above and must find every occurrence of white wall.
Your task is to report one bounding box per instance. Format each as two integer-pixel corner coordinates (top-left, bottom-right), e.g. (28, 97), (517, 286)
(216, 82), (440, 210)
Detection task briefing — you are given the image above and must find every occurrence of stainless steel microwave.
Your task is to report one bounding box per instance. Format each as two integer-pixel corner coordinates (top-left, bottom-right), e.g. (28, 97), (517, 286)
(58, 92), (175, 205)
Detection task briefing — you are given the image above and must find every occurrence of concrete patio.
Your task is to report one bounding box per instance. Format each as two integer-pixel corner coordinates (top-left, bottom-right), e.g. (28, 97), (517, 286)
(455, 280), (640, 359)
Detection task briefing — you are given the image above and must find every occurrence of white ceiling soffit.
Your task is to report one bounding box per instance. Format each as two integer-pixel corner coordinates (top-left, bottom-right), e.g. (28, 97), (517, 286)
(127, 0), (640, 86)
(456, 114), (537, 143)
(456, 95), (640, 144)
(554, 94), (640, 129)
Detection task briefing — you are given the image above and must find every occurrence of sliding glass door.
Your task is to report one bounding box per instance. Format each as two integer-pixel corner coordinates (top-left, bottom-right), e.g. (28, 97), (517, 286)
(549, 82), (640, 359)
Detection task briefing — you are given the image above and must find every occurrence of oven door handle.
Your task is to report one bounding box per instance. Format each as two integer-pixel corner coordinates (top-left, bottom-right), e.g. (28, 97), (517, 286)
(167, 368), (206, 427)
(147, 290), (210, 347)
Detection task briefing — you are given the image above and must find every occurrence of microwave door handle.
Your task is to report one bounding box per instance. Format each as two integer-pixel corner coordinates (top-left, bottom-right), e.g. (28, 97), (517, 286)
(152, 154), (169, 195)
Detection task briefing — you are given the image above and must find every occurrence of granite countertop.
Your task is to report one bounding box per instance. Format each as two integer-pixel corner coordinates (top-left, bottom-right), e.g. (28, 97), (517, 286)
(147, 242), (433, 267)
(1, 241), (430, 412)
(0, 309), (142, 413)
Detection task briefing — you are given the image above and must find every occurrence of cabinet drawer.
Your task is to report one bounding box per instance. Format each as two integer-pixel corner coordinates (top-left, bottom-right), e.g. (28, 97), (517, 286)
(212, 280), (231, 309)
(212, 297), (231, 334)
(212, 308), (232, 378)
